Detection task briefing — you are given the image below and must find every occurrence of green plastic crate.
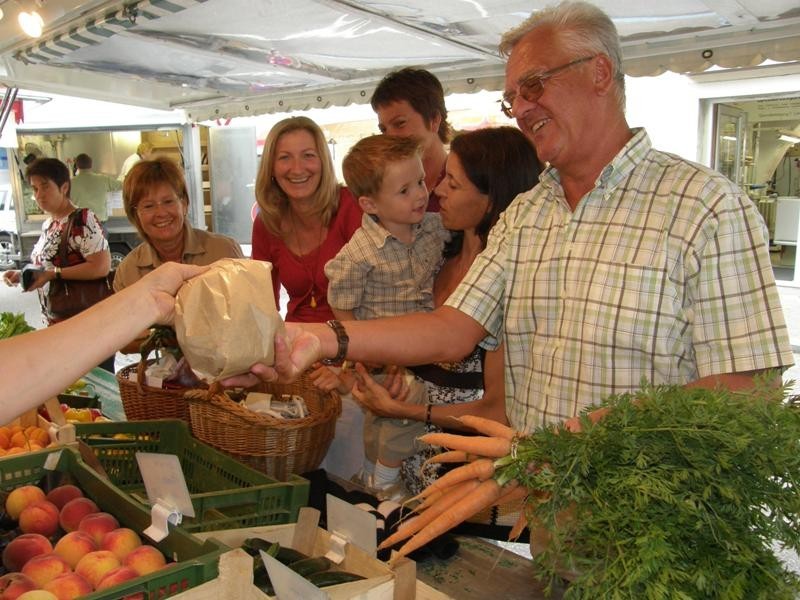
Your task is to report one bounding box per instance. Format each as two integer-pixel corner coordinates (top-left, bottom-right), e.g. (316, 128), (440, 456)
(74, 419), (309, 532)
(0, 446), (226, 600)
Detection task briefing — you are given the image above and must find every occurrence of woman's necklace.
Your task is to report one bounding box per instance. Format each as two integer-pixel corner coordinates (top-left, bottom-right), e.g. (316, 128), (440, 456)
(289, 211), (326, 309)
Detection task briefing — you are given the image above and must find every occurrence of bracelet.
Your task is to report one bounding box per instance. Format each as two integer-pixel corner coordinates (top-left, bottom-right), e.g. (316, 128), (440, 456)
(54, 266), (62, 280)
(425, 403), (433, 427)
(321, 320), (349, 366)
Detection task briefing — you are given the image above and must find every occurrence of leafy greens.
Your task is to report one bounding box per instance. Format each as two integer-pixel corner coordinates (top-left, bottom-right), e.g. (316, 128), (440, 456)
(496, 381), (800, 599)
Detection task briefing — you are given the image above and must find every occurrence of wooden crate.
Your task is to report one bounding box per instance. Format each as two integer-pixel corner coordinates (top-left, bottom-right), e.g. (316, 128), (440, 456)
(192, 507), (452, 600)
(169, 550), (449, 600)
(1, 401), (76, 450)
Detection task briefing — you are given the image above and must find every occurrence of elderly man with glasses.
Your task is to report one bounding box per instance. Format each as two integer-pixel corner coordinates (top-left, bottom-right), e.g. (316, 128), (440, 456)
(232, 1), (793, 436)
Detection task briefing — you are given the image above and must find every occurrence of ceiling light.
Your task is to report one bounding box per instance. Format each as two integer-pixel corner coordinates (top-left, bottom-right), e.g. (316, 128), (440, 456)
(778, 133), (800, 144)
(18, 9), (44, 38)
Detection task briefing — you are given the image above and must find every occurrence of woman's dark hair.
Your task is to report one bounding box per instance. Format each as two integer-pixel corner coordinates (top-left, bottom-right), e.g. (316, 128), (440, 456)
(25, 158), (71, 192)
(444, 126), (541, 257)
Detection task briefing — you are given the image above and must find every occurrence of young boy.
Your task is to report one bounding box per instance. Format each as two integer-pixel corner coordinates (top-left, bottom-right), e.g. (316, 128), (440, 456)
(324, 134), (449, 500)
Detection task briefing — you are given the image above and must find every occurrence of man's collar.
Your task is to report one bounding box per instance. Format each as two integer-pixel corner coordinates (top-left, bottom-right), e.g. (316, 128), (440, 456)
(541, 128), (651, 190)
(596, 127), (650, 189)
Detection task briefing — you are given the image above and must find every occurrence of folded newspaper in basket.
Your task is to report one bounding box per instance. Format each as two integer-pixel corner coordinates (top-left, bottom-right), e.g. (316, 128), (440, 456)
(174, 258), (285, 382)
(242, 392), (308, 419)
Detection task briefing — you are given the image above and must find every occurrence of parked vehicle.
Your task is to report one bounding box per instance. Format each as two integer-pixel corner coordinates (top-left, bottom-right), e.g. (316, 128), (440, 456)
(0, 182), (22, 270)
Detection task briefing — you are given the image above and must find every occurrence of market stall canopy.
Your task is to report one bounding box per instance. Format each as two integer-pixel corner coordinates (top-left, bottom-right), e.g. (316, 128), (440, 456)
(0, 0), (798, 121)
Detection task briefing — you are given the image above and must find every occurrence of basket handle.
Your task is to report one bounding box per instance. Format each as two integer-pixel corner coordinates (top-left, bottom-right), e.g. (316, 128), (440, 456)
(207, 381), (223, 399)
(184, 382), (223, 403)
(134, 345), (164, 394)
(135, 356), (148, 394)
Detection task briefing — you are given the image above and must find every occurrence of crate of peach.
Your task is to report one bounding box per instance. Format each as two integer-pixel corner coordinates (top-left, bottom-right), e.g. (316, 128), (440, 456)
(0, 423), (53, 459)
(0, 446), (226, 599)
(0, 404), (70, 460)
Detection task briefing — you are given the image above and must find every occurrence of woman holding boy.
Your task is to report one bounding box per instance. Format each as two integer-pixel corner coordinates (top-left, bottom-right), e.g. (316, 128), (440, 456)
(350, 127), (542, 495)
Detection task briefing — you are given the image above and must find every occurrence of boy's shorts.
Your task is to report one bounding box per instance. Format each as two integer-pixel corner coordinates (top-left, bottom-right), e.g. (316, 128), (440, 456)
(363, 370), (428, 464)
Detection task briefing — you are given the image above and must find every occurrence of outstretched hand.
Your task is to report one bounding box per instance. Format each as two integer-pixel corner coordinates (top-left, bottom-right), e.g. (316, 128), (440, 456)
(351, 362), (410, 418)
(220, 323), (323, 387)
(136, 262), (209, 325)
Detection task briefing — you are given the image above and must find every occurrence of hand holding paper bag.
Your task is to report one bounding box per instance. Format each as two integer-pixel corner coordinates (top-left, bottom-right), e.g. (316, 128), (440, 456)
(174, 258), (285, 382)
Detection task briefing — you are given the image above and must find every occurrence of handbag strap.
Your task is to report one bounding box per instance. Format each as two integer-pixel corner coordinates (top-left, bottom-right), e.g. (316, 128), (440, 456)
(56, 209), (80, 268)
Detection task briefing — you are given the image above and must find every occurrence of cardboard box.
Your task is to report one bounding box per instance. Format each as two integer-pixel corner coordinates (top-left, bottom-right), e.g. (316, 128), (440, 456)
(193, 507), (451, 600)
(170, 549), (451, 600)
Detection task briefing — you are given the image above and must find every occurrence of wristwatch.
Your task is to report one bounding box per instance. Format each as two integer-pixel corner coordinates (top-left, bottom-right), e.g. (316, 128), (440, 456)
(321, 320), (349, 366)
(54, 266), (62, 280)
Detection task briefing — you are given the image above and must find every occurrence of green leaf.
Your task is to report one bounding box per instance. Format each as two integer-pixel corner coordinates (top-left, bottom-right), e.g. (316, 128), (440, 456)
(0, 312), (35, 339)
(501, 381), (800, 598)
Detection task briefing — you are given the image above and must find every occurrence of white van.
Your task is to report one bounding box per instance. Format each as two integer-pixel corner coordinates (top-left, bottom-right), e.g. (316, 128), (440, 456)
(0, 182), (22, 270)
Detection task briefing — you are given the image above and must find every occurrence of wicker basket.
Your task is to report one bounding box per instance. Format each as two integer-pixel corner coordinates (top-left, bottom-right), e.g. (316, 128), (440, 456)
(116, 359), (204, 423)
(186, 375), (341, 481)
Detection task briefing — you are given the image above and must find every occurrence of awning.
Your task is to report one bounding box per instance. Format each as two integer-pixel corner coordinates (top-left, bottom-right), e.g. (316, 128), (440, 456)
(0, 0), (798, 120)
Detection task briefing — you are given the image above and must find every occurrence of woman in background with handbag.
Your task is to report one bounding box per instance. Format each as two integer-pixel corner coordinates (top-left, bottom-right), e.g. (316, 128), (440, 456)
(2, 158), (111, 328)
(3, 156), (115, 370)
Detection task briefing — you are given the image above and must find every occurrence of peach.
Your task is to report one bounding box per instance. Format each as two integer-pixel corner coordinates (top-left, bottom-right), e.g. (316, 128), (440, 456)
(78, 512), (119, 546)
(44, 486), (83, 510)
(0, 573), (37, 600)
(18, 501), (60, 537)
(74, 550), (120, 588)
(2, 533), (53, 572)
(95, 566), (140, 590)
(20, 553), (71, 588)
(100, 528), (141, 561)
(42, 573), (93, 600)
(16, 590), (59, 600)
(5, 486), (46, 520)
(122, 544), (167, 576)
(58, 497), (98, 533)
(53, 531), (97, 569)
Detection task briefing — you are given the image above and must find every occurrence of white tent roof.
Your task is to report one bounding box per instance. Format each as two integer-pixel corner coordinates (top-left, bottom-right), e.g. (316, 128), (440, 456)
(0, 0), (798, 121)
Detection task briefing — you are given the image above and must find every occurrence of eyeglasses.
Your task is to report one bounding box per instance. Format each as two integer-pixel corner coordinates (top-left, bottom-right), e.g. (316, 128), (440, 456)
(499, 55), (597, 118)
(135, 197), (181, 215)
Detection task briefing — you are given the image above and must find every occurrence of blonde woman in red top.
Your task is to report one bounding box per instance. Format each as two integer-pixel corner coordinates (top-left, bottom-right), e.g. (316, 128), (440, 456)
(252, 116), (362, 323)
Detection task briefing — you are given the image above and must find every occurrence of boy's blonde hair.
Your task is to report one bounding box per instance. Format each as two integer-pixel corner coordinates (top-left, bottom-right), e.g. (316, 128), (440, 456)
(342, 135), (422, 199)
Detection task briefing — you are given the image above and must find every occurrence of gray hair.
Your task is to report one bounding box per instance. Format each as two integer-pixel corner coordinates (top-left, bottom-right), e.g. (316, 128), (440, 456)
(499, 1), (626, 110)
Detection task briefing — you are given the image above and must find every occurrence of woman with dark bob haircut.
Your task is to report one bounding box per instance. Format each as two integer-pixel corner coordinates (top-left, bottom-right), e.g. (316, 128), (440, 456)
(352, 125), (542, 496)
(2, 157), (111, 325)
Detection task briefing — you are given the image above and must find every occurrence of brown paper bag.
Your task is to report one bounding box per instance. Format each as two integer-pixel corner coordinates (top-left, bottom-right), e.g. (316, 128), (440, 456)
(174, 258), (285, 382)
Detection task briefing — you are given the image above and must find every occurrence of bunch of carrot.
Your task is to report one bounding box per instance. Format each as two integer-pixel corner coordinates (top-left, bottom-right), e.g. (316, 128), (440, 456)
(379, 415), (531, 561)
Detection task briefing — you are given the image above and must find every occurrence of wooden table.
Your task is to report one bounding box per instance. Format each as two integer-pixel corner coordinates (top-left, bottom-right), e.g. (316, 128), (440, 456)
(415, 535), (565, 599)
